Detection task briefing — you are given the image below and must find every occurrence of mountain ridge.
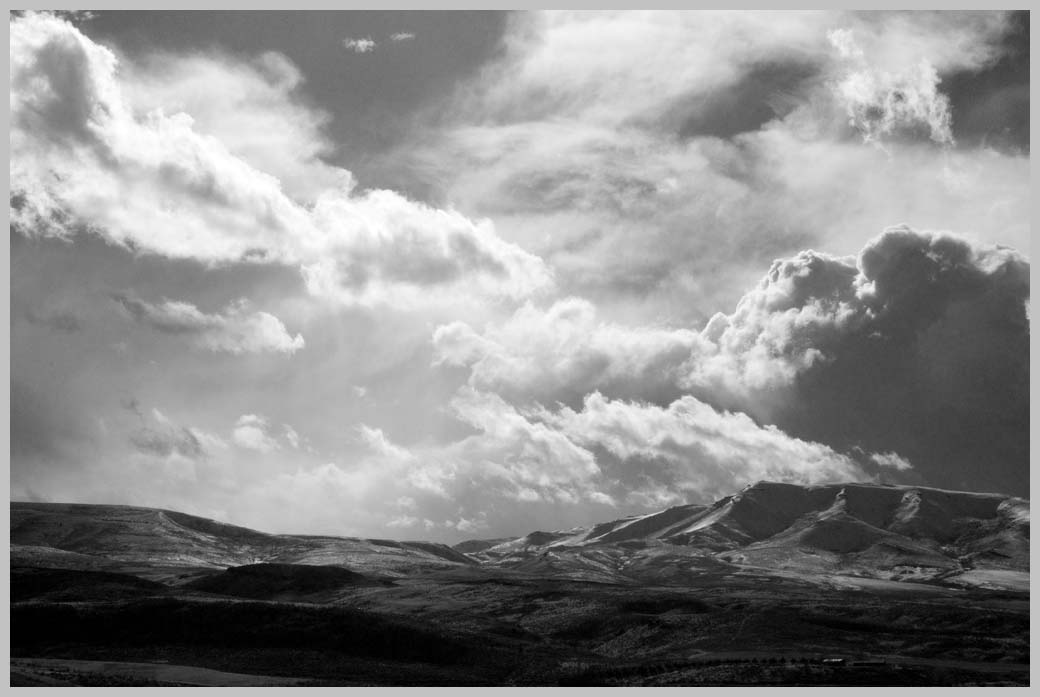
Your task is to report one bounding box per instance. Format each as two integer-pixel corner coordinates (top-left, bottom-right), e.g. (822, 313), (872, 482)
(10, 480), (1029, 591)
(452, 481), (1028, 590)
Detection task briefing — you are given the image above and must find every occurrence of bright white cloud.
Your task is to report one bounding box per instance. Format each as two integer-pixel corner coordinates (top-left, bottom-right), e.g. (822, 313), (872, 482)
(10, 12), (552, 310)
(113, 294), (305, 355)
(123, 50), (344, 203)
(541, 392), (869, 500)
(828, 28), (954, 146)
(433, 297), (702, 404)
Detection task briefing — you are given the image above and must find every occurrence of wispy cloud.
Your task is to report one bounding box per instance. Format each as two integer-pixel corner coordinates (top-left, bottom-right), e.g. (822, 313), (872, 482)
(112, 294), (305, 355)
(390, 32), (415, 42)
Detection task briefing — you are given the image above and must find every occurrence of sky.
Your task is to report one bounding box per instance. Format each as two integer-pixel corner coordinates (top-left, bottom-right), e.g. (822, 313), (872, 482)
(9, 10), (1030, 542)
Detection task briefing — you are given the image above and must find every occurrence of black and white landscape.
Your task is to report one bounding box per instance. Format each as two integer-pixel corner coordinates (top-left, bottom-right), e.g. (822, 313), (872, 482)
(9, 10), (1030, 687)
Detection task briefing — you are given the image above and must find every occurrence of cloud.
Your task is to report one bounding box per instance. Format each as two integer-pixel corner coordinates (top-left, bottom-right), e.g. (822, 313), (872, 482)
(284, 425), (301, 450)
(232, 414), (299, 453)
(232, 385), (869, 538)
(357, 424), (414, 461)
(687, 226), (1030, 496)
(40, 10), (96, 23)
(112, 294), (305, 355)
(539, 391), (870, 503)
(870, 451), (913, 472)
(381, 11), (1025, 319)
(436, 226), (1029, 497)
(122, 49), (344, 203)
(390, 32), (415, 42)
(9, 12), (551, 310)
(130, 427), (202, 459)
(433, 297), (701, 406)
(828, 29), (954, 146)
(343, 37), (376, 53)
(129, 408), (220, 460)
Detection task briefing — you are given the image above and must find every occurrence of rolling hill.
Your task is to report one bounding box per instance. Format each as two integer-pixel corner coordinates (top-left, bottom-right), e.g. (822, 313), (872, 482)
(10, 502), (473, 581)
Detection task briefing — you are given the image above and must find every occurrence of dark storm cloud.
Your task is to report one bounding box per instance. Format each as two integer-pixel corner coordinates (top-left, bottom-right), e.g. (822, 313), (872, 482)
(690, 226), (1029, 497)
(440, 226), (1029, 497)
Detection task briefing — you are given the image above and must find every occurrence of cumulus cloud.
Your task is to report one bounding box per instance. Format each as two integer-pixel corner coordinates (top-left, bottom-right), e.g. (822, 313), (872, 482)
(343, 37), (376, 53)
(828, 28), (954, 146)
(112, 294), (305, 355)
(685, 226), (1028, 409)
(436, 226), (1029, 497)
(123, 50), (344, 203)
(687, 226), (1029, 496)
(9, 12), (551, 310)
(433, 297), (700, 406)
(383, 11), (1025, 318)
(713, 225), (1030, 496)
(539, 392), (869, 503)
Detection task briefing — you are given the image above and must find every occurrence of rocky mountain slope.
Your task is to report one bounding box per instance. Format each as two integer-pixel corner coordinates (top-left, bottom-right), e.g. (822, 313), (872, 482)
(455, 481), (1029, 590)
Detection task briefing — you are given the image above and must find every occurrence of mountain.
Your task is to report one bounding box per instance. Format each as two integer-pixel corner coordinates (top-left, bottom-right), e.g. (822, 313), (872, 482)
(8, 483), (1031, 686)
(10, 502), (473, 582)
(10, 481), (1029, 591)
(454, 481), (1029, 590)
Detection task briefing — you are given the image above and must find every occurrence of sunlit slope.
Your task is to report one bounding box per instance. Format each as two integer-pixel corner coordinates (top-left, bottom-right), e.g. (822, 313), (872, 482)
(460, 482), (1028, 589)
